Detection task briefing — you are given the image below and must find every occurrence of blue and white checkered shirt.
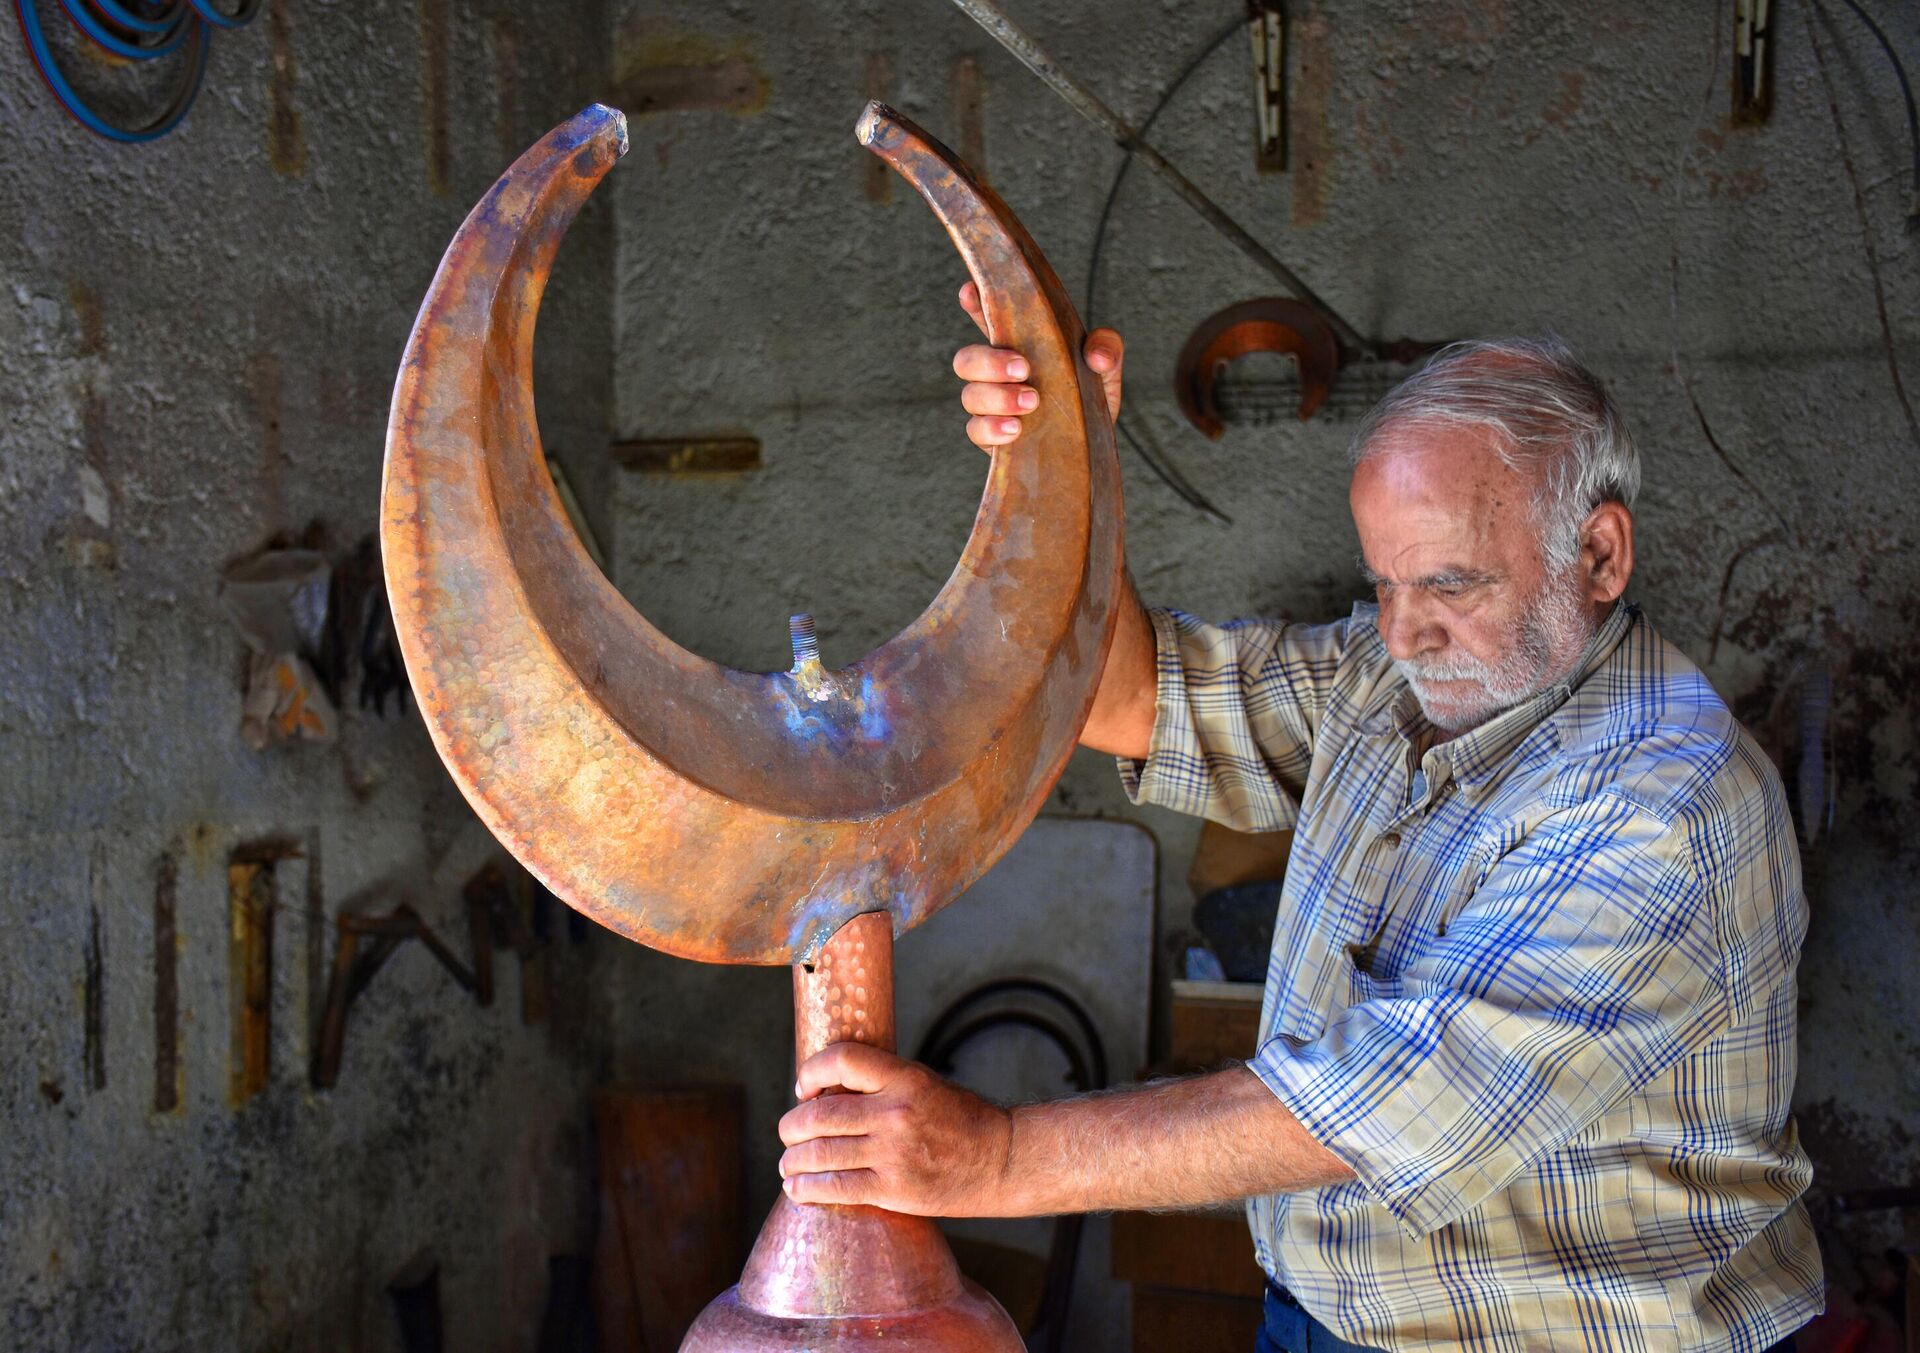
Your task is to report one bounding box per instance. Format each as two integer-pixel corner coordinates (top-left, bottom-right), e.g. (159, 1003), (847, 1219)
(1121, 601), (1823, 1351)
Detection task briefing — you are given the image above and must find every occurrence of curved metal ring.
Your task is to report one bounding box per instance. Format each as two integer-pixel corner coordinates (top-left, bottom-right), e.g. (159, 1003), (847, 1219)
(382, 104), (1124, 965)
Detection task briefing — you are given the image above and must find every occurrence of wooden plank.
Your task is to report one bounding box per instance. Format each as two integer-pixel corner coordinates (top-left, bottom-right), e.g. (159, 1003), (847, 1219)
(593, 1087), (744, 1352)
(1170, 981), (1262, 1070)
(1112, 1211), (1266, 1297)
(1187, 820), (1292, 898)
(1130, 1285), (1264, 1352)
(614, 60), (765, 117)
(610, 437), (761, 474)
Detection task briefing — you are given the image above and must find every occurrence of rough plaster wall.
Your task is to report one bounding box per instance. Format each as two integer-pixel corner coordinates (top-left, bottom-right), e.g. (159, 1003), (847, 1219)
(607, 0), (1920, 1290)
(0, 4), (621, 1349)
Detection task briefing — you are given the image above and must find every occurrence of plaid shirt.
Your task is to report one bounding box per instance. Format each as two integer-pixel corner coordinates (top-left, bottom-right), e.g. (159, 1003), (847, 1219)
(1121, 601), (1823, 1352)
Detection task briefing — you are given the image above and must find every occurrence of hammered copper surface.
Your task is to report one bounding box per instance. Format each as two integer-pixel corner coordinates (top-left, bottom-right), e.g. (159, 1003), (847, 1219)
(794, 910), (894, 1061)
(380, 101), (1124, 966)
(682, 913), (1024, 1351)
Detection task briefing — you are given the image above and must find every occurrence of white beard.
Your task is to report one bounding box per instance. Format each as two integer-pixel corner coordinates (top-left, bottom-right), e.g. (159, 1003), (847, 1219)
(1394, 572), (1596, 732)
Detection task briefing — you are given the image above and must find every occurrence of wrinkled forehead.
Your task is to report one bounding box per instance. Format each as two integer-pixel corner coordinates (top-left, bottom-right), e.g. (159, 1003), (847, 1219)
(1348, 420), (1549, 575)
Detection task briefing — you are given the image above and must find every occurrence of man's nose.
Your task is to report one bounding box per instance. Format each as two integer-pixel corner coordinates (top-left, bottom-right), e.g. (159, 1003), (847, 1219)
(1379, 592), (1441, 662)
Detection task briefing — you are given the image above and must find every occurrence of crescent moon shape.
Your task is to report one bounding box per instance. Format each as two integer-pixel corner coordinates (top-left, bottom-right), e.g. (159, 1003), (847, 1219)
(382, 103), (1123, 965)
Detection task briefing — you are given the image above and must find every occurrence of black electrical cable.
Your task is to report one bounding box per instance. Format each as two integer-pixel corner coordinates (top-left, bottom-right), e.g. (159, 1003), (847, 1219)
(921, 1010), (1094, 1094)
(914, 979), (1108, 1353)
(1079, 17), (1244, 523)
(916, 977), (1109, 1090)
(1083, 16), (1244, 327)
(1828, 0), (1920, 219)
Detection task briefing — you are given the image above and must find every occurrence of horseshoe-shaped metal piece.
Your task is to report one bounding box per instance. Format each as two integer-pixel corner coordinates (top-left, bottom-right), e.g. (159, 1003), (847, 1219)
(382, 103), (1123, 966)
(1175, 296), (1342, 435)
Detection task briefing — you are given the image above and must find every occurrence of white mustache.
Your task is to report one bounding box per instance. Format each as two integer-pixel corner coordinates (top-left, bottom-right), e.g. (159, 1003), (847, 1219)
(1400, 655), (1503, 685)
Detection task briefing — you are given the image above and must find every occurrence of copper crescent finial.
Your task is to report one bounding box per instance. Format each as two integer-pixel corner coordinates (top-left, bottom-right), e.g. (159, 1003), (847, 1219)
(381, 103), (1123, 965)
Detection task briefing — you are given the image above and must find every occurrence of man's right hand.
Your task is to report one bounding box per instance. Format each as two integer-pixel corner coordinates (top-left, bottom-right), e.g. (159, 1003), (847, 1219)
(949, 279), (1155, 760)
(953, 280), (1125, 450)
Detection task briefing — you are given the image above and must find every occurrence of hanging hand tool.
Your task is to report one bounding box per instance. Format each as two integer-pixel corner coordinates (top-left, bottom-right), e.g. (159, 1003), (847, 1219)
(311, 903), (477, 1089)
(1732, 0), (1774, 125)
(1248, 1), (1287, 172)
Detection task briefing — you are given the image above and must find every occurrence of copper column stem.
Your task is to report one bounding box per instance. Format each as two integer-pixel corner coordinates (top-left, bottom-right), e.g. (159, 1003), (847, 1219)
(793, 909), (896, 1068)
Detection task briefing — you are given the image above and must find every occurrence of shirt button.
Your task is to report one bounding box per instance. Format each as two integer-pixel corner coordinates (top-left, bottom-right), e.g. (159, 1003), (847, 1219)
(1380, 832), (1401, 849)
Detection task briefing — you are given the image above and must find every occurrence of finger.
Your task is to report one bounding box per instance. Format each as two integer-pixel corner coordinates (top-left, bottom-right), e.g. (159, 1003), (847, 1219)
(1085, 327), (1125, 420)
(960, 381), (1040, 418)
(958, 280), (988, 337)
(952, 343), (1031, 384)
(783, 1168), (879, 1207)
(796, 1041), (907, 1099)
(780, 1134), (870, 1178)
(967, 415), (1024, 450)
(777, 1092), (873, 1146)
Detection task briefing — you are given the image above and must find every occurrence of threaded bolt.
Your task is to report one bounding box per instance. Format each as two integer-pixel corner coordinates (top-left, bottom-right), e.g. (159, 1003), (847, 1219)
(789, 613), (819, 668)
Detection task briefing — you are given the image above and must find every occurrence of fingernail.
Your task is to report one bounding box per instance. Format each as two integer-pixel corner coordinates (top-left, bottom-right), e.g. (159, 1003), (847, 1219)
(794, 1080), (802, 1098)
(1007, 358), (1029, 379)
(1017, 389), (1038, 410)
(782, 1177), (794, 1196)
(999, 419), (1021, 436)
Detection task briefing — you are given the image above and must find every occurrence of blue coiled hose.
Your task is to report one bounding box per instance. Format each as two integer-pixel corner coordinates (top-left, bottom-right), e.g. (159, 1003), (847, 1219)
(12, 0), (256, 143)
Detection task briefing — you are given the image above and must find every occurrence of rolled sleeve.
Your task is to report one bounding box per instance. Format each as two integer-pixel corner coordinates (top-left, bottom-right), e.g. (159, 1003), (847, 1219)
(1117, 607), (1348, 832)
(1250, 795), (1731, 1236)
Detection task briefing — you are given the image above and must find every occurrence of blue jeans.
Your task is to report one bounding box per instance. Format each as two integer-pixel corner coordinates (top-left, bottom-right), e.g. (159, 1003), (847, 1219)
(1256, 1286), (1381, 1353)
(1256, 1284), (1801, 1353)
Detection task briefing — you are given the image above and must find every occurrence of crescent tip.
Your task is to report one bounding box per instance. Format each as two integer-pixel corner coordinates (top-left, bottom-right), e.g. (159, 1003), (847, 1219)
(855, 101), (901, 150)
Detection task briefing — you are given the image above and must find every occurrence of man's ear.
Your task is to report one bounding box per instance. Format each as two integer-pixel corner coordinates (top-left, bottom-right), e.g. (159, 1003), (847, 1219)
(1580, 502), (1634, 606)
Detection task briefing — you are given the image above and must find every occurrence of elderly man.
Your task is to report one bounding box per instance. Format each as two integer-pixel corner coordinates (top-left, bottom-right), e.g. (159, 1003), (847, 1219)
(777, 293), (1823, 1352)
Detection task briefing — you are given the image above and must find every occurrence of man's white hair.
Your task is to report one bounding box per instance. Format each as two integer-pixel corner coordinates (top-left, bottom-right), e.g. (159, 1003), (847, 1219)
(1348, 337), (1640, 569)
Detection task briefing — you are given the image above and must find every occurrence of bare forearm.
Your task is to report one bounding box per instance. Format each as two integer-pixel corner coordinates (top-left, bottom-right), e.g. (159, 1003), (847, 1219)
(1079, 571), (1156, 759)
(984, 1066), (1354, 1217)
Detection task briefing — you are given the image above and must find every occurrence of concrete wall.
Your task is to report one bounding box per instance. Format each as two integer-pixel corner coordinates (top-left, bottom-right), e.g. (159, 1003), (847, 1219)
(606, 0), (1920, 1306)
(4, 1), (1915, 1346)
(0, 4), (621, 1349)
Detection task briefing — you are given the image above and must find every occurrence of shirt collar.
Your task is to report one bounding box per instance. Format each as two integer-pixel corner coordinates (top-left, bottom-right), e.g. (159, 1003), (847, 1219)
(1363, 601), (1636, 788)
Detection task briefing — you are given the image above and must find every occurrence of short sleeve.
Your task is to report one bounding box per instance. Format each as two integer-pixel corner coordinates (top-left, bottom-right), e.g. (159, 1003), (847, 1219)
(1250, 794), (1731, 1236)
(1118, 607), (1350, 832)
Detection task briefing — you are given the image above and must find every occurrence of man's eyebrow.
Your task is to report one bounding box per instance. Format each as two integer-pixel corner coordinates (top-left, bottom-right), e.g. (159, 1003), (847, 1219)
(1356, 560), (1501, 590)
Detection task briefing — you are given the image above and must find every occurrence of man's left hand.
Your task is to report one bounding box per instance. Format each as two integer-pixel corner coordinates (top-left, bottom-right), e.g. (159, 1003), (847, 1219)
(778, 1042), (1013, 1216)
